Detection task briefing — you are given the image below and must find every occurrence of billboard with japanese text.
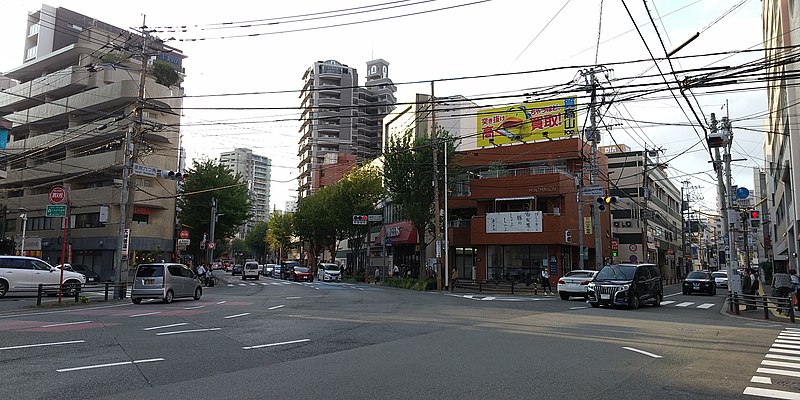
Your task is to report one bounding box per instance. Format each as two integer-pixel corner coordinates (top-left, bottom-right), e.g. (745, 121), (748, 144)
(477, 97), (578, 147)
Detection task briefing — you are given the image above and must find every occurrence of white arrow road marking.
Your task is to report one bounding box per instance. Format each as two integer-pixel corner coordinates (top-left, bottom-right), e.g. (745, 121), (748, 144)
(242, 338), (310, 350)
(57, 358), (164, 373)
(0, 340), (85, 351)
(223, 313), (251, 319)
(143, 323), (188, 331)
(156, 328), (221, 336)
(622, 347), (662, 358)
(40, 321), (92, 328)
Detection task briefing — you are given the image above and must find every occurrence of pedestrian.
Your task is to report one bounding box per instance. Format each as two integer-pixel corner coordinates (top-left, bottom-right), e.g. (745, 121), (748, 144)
(751, 268), (760, 294)
(772, 266), (793, 314)
(741, 268), (754, 310)
(450, 268), (458, 292)
(393, 264), (399, 278)
(541, 268), (552, 295)
(374, 267), (381, 284)
(196, 264), (207, 286)
(791, 269), (800, 311)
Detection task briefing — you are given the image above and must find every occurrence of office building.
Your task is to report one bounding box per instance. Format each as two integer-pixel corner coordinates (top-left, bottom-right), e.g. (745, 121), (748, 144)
(219, 148), (272, 237)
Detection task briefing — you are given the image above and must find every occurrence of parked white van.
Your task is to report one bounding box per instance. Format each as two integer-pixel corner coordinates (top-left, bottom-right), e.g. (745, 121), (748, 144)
(0, 256), (86, 297)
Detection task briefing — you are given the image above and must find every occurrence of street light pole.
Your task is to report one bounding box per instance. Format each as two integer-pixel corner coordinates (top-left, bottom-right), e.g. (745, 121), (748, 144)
(19, 208), (27, 255)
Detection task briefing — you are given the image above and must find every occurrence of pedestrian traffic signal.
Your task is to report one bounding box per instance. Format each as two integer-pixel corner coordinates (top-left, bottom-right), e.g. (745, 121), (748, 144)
(749, 210), (760, 227)
(596, 196), (619, 211)
(565, 230), (572, 243)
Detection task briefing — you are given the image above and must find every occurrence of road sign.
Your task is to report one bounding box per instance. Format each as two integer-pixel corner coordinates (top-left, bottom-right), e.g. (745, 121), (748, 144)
(46, 205), (67, 217)
(368, 214), (383, 222)
(581, 186), (604, 197)
(179, 230), (190, 239)
(177, 238), (190, 245)
(630, 254), (638, 263)
(49, 185), (66, 204)
(353, 215), (367, 225)
(208, 242), (216, 250)
(121, 229), (130, 261)
(133, 163), (158, 177)
(735, 187), (750, 199)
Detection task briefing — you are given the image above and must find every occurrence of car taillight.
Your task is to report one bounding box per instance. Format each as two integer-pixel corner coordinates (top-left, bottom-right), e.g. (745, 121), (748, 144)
(558, 279), (565, 284)
(580, 280), (591, 285)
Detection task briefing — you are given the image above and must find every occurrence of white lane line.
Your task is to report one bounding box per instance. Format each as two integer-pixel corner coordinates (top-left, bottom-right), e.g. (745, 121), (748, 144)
(223, 313), (251, 319)
(763, 360), (800, 369)
(268, 305), (285, 310)
(0, 340), (85, 351)
(183, 305), (205, 310)
(770, 348), (800, 356)
(260, 282), (268, 286)
(743, 387), (800, 399)
(216, 301), (227, 305)
(271, 283), (282, 286)
(57, 358), (164, 373)
(286, 297), (302, 300)
(751, 376), (772, 384)
(756, 367), (800, 378)
(238, 284), (247, 286)
(660, 301), (676, 306)
(768, 354), (800, 362)
(481, 297), (496, 301)
(143, 323), (188, 331)
(129, 311), (161, 318)
(675, 302), (694, 307)
(40, 321), (93, 328)
(663, 292), (682, 298)
(622, 347), (663, 358)
(156, 328), (221, 336)
(569, 306), (589, 310)
(227, 284), (234, 287)
(697, 303), (715, 309)
(242, 338), (310, 350)
(773, 343), (800, 350)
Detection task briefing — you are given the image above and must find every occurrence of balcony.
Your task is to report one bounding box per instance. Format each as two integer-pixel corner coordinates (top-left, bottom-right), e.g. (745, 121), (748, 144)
(6, 150), (123, 185)
(0, 66), (92, 113)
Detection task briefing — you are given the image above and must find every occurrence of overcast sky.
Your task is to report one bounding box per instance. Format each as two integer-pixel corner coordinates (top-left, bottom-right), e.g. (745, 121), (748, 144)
(1, 0), (768, 212)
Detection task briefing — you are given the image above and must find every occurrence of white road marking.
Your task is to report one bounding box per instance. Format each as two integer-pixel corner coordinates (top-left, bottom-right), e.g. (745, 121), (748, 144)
(242, 338), (310, 350)
(622, 347), (663, 358)
(481, 297), (496, 301)
(697, 303), (715, 309)
(227, 284), (234, 287)
(223, 313), (251, 319)
(780, 332), (800, 337)
(763, 360), (800, 369)
(777, 338), (800, 344)
(743, 387), (800, 399)
(40, 321), (92, 328)
(463, 295), (475, 299)
(260, 283), (268, 286)
(268, 305), (285, 310)
(238, 284), (247, 286)
(569, 306), (589, 310)
(785, 327), (800, 332)
(750, 376), (772, 384)
(768, 354), (800, 362)
(757, 367), (800, 378)
(129, 311), (161, 318)
(216, 301), (227, 305)
(183, 305), (205, 310)
(663, 292), (682, 298)
(143, 323), (188, 331)
(660, 301), (676, 306)
(156, 328), (221, 336)
(771, 348), (800, 356)
(286, 297), (302, 300)
(675, 302), (694, 307)
(249, 283), (257, 286)
(773, 343), (800, 350)
(57, 358), (164, 373)
(0, 340), (85, 351)
(271, 283), (282, 286)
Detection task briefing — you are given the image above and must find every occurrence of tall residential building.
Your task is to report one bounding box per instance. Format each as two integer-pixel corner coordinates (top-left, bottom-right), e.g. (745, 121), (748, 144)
(0, 5), (185, 280)
(763, 0), (799, 271)
(219, 148), (272, 237)
(297, 59), (396, 199)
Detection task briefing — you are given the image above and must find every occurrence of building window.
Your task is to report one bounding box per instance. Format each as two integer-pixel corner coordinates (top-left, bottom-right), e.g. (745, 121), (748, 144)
(133, 214), (149, 224)
(28, 217), (54, 231)
(25, 45), (37, 60)
(72, 213), (102, 229)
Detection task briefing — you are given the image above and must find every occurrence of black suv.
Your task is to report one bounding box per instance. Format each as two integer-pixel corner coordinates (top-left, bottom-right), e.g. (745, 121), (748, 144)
(587, 263), (662, 309)
(682, 271), (716, 296)
(281, 261), (300, 280)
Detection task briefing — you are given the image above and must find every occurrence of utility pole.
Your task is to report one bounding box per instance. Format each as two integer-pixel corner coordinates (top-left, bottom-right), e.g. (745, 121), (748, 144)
(430, 82), (443, 290)
(642, 146), (649, 264)
(577, 167), (585, 270)
(115, 16), (150, 299)
(206, 198), (217, 265)
(721, 116), (740, 294)
(583, 68), (604, 269)
(681, 180), (690, 277)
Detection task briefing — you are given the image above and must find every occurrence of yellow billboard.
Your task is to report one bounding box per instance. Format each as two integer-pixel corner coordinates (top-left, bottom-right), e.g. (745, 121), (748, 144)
(477, 97), (578, 147)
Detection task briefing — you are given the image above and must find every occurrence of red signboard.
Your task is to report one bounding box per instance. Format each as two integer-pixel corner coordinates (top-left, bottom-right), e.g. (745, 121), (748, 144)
(611, 239), (619, 251)
(49, 185), (66, 204)
(179, 230), (190, 239)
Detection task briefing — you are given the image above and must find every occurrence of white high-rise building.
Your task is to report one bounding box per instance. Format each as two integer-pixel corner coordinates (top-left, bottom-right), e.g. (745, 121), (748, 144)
(219, 148), (272, 237)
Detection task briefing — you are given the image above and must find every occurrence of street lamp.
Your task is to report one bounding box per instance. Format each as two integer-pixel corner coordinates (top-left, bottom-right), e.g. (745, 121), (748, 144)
(18, 208), (27, 256)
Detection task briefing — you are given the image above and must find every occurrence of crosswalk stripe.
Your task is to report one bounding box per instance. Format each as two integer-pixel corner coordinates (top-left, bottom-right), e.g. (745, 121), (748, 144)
(675, 302), (694, 307)
(767, 354), (800, 362)
(660, 301), (676, 306)
(750, 376), (772, 384)
(271, 283), (282, 286)
(743, 387), (800, 399)
(697, 303), (715, 309)
(756, 367), (800, 378)
(777, 339), (800, 345)
(227, 284), (234, 287)
(763, 360), (800, 369)
(770, 348), (800, 356)
(773, 343), (800, 350)
(260, 283), (268, 286)
(238, 284), (246, 286)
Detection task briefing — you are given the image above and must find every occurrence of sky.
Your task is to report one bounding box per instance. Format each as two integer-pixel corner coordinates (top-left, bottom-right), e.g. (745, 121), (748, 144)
(0, 0), (769, 212)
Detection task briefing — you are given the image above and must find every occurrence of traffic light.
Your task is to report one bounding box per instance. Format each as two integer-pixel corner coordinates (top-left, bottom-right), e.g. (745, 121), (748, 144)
(596, 196), (619, 211)
(159, 170), (189, 181)
(749, 210), (760, 227)
(352, 215), (367, 225)
(565, 230), (572, 243)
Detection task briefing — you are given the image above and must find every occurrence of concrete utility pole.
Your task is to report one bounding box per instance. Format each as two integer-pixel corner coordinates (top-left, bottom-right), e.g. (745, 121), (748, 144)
(430, 82), (443, 290)
(721, 116), (741, 294)
(206, 198), (217, 265)
(681, 180), (690, 276)
(115, 16), (150, 299)
(584, 69), (604, 269)
(578, 165), (585, 270)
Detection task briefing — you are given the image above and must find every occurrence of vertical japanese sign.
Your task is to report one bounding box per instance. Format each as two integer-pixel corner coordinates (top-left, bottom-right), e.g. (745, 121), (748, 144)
(477, 97), (578, 147)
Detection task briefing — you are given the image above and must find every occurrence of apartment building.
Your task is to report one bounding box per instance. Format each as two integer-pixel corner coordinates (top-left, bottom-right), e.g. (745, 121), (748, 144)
(0, 5), (185, 280)
(219, 148), (272, 237)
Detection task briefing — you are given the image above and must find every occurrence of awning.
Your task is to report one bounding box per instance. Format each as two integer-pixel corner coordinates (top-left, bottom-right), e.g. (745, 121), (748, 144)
(374, 221), (418, 246)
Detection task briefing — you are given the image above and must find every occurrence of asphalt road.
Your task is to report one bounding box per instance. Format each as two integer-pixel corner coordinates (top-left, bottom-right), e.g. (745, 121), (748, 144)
(0, 273), (795, 400)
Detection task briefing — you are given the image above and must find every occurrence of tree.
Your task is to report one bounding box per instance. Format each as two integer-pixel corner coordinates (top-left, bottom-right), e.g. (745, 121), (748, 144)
(294, 186), (337, 270)
(244, 221), (270, 262)
(177, 158), (251, 263)
(383, 128), (456, 278)
(266, 211), (294, 262)
(332, 165), (384, 274)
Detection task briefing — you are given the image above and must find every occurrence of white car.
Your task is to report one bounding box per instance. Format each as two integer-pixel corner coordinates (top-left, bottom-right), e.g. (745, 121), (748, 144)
(242, 261), (260, 280)
(711, 271), (728, 288)
(0, 256), (86, 297)
(262, 264), (276, 276)
(317, 263), (341, 282)
(557, 270), (598, 300)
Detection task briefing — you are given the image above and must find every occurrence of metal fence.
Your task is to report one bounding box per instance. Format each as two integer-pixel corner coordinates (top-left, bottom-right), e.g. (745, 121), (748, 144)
(728, 293), (795, 323)
(30, 282), (129, 306)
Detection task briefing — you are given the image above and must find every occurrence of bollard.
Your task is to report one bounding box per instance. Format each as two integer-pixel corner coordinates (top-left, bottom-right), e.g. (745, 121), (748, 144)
(764, 297), (770, 320)
(104, 282), (110, 301)
(479, 281), (482, 293)
(791, 301), (796, 324)
(37, 284), (43, 307)
(734, 294), (740, 315)
(511, 281), (515, 295)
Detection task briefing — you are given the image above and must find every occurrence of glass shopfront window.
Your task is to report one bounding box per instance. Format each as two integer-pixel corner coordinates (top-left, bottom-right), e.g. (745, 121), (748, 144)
(454, 247), (476, 280)
(486, 245), (548, 281)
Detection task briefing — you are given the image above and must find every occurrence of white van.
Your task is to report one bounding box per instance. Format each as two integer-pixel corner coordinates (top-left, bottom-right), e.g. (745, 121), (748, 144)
(130, 263), (202, 304)
(242, 261), (260, 280)
(0, 256), (86, 297)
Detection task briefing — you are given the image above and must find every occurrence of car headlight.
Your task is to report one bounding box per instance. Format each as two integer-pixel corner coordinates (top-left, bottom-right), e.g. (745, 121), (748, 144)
(587, 282), (596, 289)
(619, 284), (631, 291)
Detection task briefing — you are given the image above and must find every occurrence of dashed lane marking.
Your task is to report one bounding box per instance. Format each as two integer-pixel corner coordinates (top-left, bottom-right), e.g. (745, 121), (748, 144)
(223, 313), (251, 319)
(242, 338), (310, 350)
(40, 321), (92, 328)
(268, 305), (285, 310)
(0, 340), (85, 351)
(143, 323), (188, 331)
(155, 328), (221, 336)
(129, 312), (161, 318)
(57, 358), (164, 373)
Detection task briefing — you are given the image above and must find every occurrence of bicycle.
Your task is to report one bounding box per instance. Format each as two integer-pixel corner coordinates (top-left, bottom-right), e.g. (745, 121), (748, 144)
(203, 275), (218, 287)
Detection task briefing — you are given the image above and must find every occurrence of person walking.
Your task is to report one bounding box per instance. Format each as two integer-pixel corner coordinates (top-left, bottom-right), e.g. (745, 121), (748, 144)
(393, 265), (399, 278)
(791, 269), (800, 311)
(741, 268), (754, 310)
(450, 268), (459, 292)
(541, 268), (552, 295)
(374, 267), (381, 284)
(772, 266), (793, 315)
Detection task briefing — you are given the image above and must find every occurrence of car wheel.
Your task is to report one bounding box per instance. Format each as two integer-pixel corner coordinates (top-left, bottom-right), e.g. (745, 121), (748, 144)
(630, 293), (640, 309)
(132, 298), (142, 304)
(193, 287), (202, 300)
(163, 290), (174, 304)
(589, 302), (600, 308)
(653, 292), (663, 307)
(0, 280), (8, 298)
(559, 293), (569, 300)
(710, 287), (716, 296)
(63, 280), (81, 297)
(683, 289), (689, 295)
(255, 276), (259, 280)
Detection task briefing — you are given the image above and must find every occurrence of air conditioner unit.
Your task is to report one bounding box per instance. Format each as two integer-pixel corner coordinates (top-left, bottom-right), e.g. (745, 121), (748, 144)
(613, 222), (620, 227)
(625, 221), (632, 227)
(553, 207), (561, 216)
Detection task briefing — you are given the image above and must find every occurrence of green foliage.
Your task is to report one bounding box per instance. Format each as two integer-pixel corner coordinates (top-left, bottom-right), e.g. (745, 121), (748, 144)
(244, 221), (270, 259)
(177, 159), (251, 261)
(266, 211), (294, 260)
(152, 60), (180, 87)
(382, 277), (436, 291)
(229, 238), (247, 256)
(294, 186), (338, 267)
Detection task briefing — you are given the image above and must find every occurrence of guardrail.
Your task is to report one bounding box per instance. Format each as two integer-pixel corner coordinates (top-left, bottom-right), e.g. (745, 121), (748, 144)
(728, 293), (795, 323)
(33, 282), (129, 306)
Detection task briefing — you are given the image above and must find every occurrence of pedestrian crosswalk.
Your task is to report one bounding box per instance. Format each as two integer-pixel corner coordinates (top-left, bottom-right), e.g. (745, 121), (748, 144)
(448, 295), (717, 309)
(744, 327), (800, 399)
(659, 300), (716, 309)
(219, 279), (381, 291)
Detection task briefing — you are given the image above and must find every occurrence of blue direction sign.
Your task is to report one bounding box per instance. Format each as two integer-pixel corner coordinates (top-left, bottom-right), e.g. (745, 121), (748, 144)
(735, 187), (750, 199)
